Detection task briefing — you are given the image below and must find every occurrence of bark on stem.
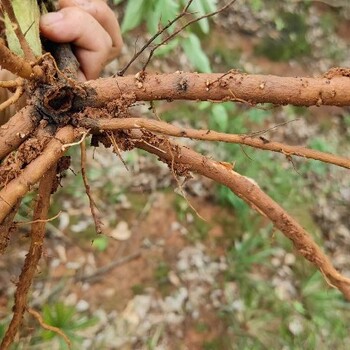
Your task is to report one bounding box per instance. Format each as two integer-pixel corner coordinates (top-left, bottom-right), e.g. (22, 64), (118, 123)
(80, 117), (350, 169)
(0, 126), (75, 224)
(84, 71), (350, 107)
(135, 136), (350, 300)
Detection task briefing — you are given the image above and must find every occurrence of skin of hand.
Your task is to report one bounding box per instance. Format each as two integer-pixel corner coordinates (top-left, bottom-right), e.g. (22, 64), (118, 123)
(40, 0), (123, 81)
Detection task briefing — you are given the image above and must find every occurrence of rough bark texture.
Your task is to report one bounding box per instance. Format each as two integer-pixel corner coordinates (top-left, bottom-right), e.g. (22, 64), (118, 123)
(83, 71), (350, 107)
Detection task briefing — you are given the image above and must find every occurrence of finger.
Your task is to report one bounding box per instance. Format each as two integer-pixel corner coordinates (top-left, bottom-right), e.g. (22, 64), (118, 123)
(40, 7), (112, 80)
(59, 0), (123, 59)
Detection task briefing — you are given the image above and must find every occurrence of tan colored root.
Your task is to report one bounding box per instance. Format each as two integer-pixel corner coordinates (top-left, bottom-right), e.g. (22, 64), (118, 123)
(0, 84), (24, 112)
(1, 166), (56, 350)
(135, 134), (350, 300)
(85, 71), (350, 107)
(80, 117), (350, 169)
(27, 308), (71, 349)
(0, 126), (75, 224)
(80, 140), (103, 234)
(0, 39), (42, 79)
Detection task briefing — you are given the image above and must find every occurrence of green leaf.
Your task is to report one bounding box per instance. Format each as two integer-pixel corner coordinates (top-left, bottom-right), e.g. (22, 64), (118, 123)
(121, 0), (147, 33)
(182, 33), (211, 72)
(201, 0), (217, 13)
(211, 104), (229, 132)
(92, 236), (108, 251)
(4, 0), (42, 56)
(188, 0), (209, 33)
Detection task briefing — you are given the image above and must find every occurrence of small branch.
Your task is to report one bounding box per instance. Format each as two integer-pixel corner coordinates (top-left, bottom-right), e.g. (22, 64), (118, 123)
(2, 0), (36, 61)
(141, 0), (237, 71)
(134, 133), (350, 300)
(117, 0), (195, 76)
(79, 117), (350, 169)
(27, 307), (71, 349)
(84, 71), (350, 108)
(0, 126), (75, 224)
(0, 39), (42, 79)
(1, 166), (56, 350)
(80, 140), (104, 234)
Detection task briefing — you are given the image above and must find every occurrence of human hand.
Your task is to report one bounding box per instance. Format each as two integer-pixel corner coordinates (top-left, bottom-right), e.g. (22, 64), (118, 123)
(40, 0), (123, 81)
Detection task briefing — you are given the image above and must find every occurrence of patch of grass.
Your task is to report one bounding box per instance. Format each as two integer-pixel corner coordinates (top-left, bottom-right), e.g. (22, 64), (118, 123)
(29, 303), (98, 350)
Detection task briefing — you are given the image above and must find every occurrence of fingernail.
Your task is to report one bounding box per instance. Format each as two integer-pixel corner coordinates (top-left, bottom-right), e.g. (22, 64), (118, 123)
(40, 12), (64, 26)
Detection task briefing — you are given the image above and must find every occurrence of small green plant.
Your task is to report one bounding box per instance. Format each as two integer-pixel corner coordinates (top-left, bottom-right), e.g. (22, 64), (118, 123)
(34, 303), (98, 350)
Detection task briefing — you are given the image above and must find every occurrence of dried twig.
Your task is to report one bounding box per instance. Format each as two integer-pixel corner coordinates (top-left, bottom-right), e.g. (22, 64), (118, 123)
(117, 0), (195, 76)
(141, 0), (237, 71)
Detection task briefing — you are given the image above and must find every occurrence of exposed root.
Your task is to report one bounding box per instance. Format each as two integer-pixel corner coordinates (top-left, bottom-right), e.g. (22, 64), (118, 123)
(27, 307), (71, 349)
(0, 39), (42, 79)
(79, 117), (350, 169)
(166, 140), (206, 221)
(0, 84), (24, 112)
(0, 77), (23, 89)
(0, 126), (75, 224)
(1, 166), (56, 350)
(80, 140), (104, 234)
(134, 132), (350, 300)
(106, 131), (129, 171)
(61, 129), (89, 151)
(16, 211), (61, 226)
